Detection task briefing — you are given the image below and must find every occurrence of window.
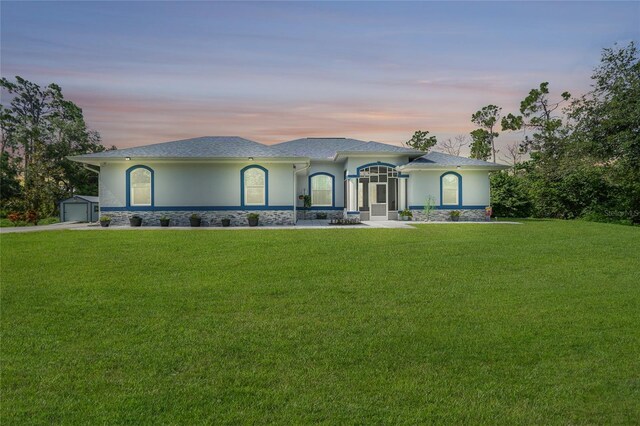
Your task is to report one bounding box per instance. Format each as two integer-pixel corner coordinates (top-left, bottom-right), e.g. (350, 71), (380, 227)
(310, 174), (333, 206)
(441, 173), (460, 206)
(243, 166), (266, 206)
(129, 167), (152, 206)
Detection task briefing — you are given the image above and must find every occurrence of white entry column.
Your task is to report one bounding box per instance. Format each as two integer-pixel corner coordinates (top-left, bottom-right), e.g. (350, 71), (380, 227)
(347, 178), (358, 211)
(399, 178), (408, 210)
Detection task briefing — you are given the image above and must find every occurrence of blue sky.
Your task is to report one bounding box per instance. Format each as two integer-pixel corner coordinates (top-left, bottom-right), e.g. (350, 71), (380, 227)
(2, 1), (639, 154)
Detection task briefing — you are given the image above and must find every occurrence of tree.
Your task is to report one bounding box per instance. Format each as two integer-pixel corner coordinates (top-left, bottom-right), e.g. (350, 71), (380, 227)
(569, 42), (640, 223)
(0, 76), (104, 216)
(501, 82), (571, 156)
(437, 134), (468, 156)
(469, 129), (491, 161)
(405, 130), (437, 152)
(0, 151), (21, 202)
(471, 105), (501, 162)
(501, 142), (523, 168)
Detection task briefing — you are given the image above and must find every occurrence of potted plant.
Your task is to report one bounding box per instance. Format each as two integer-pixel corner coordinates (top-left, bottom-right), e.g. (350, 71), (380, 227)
(302, 194), (312, 219)
(316, 212), (327, 220)
(247, 212), (259, 227)
(450, 210), (461, 222)
(221, 218), (231, 227)
(129, 215), (143, 227)
(485, 206), (493, 222)
(399, 209), (413, 221)
(99, 215), (111, 227)
(159, 216), (170, 227)
(189, 213), (202, 227)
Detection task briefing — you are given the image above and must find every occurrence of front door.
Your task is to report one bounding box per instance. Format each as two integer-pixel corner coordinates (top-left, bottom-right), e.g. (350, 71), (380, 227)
(369, 183), (387, 221)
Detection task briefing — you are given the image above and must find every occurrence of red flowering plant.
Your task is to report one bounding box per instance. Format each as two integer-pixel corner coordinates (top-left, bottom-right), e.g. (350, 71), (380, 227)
(7, 212), (23, 223)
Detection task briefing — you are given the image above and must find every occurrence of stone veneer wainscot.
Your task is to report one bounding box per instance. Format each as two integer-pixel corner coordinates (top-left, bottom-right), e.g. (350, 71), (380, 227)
(410, 208), (486, 222)
(102, 210), (295, 227)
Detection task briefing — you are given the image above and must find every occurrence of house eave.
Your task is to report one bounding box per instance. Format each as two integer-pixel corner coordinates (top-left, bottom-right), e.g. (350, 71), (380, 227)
(333, 151), (423, 161)
(68, 156), (310, 165)
(398, 164), (510, 172)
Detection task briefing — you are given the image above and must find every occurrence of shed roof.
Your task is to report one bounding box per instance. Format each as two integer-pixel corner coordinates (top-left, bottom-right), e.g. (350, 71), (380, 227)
(61, 195), (99, 203)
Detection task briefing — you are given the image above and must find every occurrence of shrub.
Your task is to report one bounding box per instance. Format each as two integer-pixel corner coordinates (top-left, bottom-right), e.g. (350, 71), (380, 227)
(0, 218), (15, 227)
(37, 217), (60, 226)
(247, 213), (259, 220)
(99, 215), (111, 222)
(7, 211), (23, 223)
(400, 209), (413, 218)
(490, 171), (532, 218)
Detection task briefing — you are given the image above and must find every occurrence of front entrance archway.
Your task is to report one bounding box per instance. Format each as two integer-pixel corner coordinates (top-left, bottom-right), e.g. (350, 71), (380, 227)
(356, 165), (399, 220)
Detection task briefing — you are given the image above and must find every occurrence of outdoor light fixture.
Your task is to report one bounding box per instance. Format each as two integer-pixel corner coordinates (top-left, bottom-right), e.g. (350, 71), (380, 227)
(456, 165), (461, 169)
(248, 157), (254, 161)
(125, 157), (131, 161)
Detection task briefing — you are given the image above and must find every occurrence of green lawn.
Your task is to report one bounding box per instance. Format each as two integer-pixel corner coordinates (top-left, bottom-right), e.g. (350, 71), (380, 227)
(2, 221), (639, 424)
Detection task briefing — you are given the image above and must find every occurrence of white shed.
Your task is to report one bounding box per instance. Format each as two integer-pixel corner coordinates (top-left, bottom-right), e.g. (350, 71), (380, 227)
(59, 195), (99, 222)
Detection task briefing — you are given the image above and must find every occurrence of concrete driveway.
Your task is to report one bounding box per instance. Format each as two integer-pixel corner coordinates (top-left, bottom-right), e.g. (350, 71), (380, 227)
(0, 222), (94, 234)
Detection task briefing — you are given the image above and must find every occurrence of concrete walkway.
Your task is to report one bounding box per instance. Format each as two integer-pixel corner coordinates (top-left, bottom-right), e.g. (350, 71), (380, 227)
(0, 221), (90, 234)
(1, 219), (520, 233)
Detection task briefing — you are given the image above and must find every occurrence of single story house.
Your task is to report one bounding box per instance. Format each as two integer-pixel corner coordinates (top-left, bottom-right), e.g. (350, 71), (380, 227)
(69, 136), (508, 226)
(59, 195), (100, 222)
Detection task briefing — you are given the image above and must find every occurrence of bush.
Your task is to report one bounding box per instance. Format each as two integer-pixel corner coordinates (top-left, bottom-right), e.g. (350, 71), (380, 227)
(0, 218), (15, 227)
(37, 217), (60, 226)
(490, 171), (532, 218)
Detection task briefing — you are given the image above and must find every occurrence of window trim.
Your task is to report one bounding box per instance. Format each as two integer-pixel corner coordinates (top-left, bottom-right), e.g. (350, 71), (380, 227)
(308, 172), (335, 207)
(126, 165), (154, 208)
(241, 165), (268, 207)
(440, 171), (462, 207)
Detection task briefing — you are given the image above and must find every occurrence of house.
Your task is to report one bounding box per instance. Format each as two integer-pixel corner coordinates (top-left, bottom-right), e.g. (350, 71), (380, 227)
(69, 136), (508, 226)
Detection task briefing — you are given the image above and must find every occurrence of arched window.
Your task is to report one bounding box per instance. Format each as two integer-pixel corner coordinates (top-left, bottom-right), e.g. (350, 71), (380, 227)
(127, 166), (153, 207)
(310, 173), (334, 207)
(441, 172), (461, 206)
(242, 166), (267, 206)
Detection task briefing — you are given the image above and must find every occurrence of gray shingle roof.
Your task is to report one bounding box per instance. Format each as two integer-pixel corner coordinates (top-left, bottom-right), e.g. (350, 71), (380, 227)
(61, 195), (99, 203)
(273, 138), (421, 160)
(401, 151), (510, 169)
(70, 136), (301, 160)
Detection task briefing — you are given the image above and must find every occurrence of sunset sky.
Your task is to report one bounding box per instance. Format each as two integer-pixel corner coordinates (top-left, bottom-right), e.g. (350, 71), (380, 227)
(2, 1), (639, 156)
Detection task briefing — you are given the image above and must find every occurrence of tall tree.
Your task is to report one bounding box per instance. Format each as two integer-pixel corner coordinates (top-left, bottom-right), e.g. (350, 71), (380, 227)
(501, 82), (571, 156)
(405, 130), (437, 152)
(569, 42), (640, 223)
(0, 151), (21, 202)
(469, 129), (491, 161)
(0, 76), (104, 216)
(471, 105), (501, 162)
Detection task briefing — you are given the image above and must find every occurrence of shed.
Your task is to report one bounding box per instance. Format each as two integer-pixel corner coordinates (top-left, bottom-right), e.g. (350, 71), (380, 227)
(59, 195), (100, 222)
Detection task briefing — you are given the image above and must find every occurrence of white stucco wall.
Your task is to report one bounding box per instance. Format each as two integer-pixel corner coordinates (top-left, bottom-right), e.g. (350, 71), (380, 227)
(296, 161), (346, 208)
(99, 161), (295, 207)
(407, 169), (491, 207)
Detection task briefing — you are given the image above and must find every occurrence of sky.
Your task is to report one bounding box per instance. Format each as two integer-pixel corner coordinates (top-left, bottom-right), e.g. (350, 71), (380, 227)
(1, 1), (639, 156)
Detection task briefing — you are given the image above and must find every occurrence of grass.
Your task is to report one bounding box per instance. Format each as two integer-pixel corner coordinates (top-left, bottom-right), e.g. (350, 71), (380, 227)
(2, 220), (639, 424)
